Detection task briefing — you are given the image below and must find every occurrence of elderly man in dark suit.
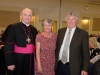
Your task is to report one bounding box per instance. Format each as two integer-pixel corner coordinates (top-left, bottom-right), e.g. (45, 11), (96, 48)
(55, 11), (90, 75)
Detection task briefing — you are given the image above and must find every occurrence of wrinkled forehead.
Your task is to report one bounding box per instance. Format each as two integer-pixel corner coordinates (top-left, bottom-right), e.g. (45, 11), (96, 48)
(65, 15), (78, 21)
(67, 15), (76, 19)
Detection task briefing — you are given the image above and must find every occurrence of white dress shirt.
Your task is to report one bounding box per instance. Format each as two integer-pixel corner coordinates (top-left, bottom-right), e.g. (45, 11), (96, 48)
(59, 27), (76, 62)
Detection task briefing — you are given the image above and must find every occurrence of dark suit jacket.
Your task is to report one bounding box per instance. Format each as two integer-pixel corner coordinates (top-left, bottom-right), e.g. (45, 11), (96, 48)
(55, 27), (90, 75)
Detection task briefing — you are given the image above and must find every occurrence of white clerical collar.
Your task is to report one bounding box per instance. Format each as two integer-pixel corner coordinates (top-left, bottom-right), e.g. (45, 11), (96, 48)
(22, 21), (30, 26)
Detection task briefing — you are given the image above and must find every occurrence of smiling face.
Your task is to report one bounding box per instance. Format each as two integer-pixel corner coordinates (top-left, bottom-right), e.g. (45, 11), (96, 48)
(21, 8), (33, 24)
(65, 12), (78, 29)
(66, 16), (77, 29)
(43, 22), (52, 33)
(42, 19), (52, 33)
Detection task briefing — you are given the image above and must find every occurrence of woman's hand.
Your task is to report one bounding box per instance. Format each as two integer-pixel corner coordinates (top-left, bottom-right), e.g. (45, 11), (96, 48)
(37, 66), (42, 74)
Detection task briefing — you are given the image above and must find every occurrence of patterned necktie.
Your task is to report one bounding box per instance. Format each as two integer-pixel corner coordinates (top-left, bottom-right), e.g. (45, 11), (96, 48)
(61, 29), (71, 64)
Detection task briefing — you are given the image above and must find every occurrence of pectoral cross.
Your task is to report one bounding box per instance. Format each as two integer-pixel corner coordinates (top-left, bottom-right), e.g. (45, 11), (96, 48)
(26, 36), (31, 43)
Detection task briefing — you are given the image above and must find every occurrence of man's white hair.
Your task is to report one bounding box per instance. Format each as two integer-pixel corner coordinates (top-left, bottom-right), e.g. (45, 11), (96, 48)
(20, 8), (33, 15)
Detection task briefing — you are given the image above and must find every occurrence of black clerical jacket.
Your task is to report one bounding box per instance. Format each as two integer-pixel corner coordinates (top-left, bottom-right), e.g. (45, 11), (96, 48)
(3, 22), (38, 66)
(8, 22), (38, 46)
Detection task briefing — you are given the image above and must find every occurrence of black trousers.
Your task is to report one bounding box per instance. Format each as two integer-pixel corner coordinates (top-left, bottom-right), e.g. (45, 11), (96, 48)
(7, 53), (34, 75)
(55, 61), (71, 75)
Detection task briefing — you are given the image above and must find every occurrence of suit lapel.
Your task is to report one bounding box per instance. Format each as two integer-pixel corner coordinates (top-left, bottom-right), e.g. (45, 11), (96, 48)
(70, 27), (80, 44)
(60, 28), (67, 44)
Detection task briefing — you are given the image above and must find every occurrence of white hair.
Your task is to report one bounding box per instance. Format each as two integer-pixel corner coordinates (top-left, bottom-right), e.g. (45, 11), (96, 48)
(20, 8), (33, 16)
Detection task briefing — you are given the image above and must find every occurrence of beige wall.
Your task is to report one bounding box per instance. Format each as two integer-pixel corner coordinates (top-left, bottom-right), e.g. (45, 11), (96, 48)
(0, 0), (100, 34)
(0, 10), (20, 27)
(80, 13), (100, 34)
